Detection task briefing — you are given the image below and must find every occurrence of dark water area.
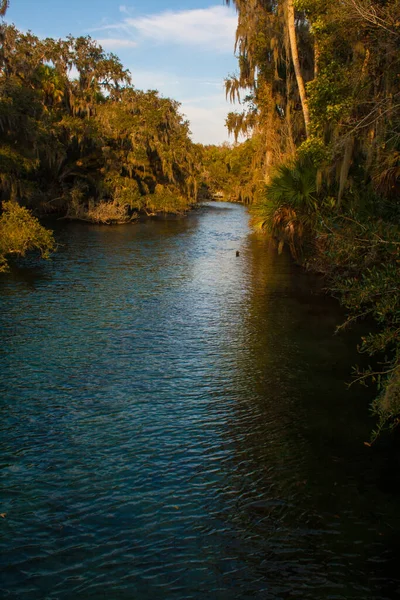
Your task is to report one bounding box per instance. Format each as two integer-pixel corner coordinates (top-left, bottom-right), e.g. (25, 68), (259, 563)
(1, 202), (400, 599)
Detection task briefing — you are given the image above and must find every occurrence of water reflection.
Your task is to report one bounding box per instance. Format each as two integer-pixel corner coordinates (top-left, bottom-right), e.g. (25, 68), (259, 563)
(221, 230), (400, 598)
(0, 203), (399, 599)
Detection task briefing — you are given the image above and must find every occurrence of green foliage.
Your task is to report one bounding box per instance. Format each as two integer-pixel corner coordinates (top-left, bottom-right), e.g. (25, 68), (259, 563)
(265, 159), (317, 211)
(146, 185), (190, 214)
(226, 0), (400, 439)
(307, 67), (352, 133)
(199, 140), (259, 203)
(297, 137), (329, 166)
(0, 23), (198, 223)
(0, 201), (55, 270)
(320, 214), (400, 438)
(294, 0), (327, 15)
(254, 156), (318, 257)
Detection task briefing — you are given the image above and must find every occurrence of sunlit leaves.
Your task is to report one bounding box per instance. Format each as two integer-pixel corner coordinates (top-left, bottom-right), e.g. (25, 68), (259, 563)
(0, 23), (197, 223)
(0, 201), (55, 270)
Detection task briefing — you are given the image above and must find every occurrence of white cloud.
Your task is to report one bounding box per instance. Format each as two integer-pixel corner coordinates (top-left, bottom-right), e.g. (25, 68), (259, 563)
(86, 6), (238, 144)
(91, 6), (237, 52)
(96, 38), (137, 49)
(119, 5), (136, 16)
(115, 69), (232, 144)
(182, 103), (232, 145)
(130, 70), (224, 96)
(129, 68), (180, 91)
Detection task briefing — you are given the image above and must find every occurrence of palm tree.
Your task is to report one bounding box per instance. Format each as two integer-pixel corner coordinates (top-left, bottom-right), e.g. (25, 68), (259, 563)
(286, 0), (310, 137)
(255, 157), (318, 257)
(225, 0), (311, 141)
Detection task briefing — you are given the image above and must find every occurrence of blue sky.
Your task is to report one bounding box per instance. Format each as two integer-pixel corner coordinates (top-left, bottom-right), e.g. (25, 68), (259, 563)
(6, 1), (240, 145)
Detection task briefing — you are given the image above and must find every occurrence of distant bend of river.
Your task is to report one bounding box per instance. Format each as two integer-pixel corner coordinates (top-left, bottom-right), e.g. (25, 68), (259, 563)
(1, 202), (400, 600)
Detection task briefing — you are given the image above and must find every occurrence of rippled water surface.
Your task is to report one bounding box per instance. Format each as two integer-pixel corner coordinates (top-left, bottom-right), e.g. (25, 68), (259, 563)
(1, 203), (400, 599)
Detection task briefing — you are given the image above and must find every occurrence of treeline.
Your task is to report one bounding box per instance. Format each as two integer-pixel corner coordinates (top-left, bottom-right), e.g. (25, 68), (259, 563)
(2, 0), (400, 436)
(197, 141), (254, 203)
(0, 13), (200, 268)
(223, 0), (400, 438)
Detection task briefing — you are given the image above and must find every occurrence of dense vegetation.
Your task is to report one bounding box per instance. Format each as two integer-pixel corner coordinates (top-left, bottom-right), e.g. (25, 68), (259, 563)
(2, 0), (400, 438)
(224, 0), (400, 438)
(0, 4), (199, 269)
(198, 140), (258, 203)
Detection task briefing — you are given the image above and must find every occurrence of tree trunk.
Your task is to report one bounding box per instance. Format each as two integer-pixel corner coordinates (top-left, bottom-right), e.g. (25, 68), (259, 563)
(314, 39), (320, 78)
(285, 71), (296, 154)
(287, 0), (311, 137)
(338, 135), (354, 206)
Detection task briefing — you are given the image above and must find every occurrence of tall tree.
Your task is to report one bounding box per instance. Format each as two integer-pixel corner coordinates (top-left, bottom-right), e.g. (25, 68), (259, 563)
(286, 0), (310, 136)
(0, 23), (199, 223)
(225, 0), (313, 168)
(224, 0), (400, 438)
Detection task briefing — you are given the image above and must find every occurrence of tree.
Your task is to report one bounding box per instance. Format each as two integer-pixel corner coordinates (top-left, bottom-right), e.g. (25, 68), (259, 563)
(0, 23), (199, 223)
(225, 0), (313, 157)
(224, 0), (400, 438)
(0, 201), (55, 271)
(287, 0), (310, 136)
(0, 0), (8, 17)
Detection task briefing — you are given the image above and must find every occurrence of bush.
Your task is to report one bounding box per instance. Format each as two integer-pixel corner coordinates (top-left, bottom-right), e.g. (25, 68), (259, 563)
(0, 201), (55, 271)
(253, 156), (318, 257)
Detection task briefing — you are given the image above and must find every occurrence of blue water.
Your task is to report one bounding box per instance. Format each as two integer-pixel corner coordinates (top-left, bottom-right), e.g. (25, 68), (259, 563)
(1, 203), (400, 599)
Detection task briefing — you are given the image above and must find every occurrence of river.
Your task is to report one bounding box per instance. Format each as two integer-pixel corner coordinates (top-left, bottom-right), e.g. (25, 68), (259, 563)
(1, 202), (400, 599)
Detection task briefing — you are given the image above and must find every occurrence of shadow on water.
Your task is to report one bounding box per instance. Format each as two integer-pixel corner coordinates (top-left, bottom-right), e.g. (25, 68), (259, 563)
(0, 256), (54, 291)
(223, 233), (400, 598)
(1, 203), (400, 599)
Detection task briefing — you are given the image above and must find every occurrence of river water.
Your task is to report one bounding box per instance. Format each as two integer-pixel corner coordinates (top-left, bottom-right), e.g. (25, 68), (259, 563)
(1, 202), (400, 599)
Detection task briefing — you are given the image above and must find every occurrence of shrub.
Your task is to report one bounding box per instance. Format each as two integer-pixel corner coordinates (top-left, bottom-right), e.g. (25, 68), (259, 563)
(0, 201), (55, 271)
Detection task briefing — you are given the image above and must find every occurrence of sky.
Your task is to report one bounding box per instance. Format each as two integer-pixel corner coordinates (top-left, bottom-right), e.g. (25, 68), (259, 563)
(5, 0), (240, 145)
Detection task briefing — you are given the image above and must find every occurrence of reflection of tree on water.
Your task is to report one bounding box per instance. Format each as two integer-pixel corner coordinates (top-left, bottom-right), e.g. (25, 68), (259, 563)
(2, 203), (400, 599)
(216, 233), (400, 598)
